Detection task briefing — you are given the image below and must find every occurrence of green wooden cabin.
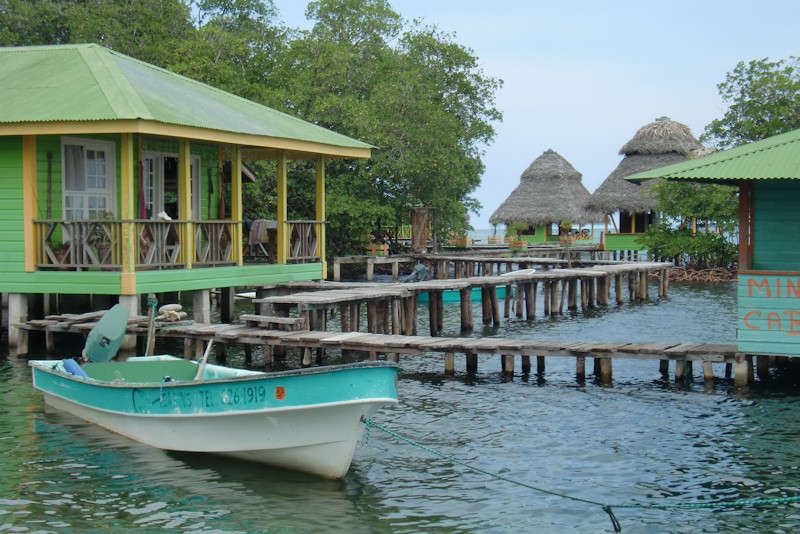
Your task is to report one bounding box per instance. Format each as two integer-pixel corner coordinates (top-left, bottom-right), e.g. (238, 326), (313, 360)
(628, 128), (800, 357)
(0, 44), (371, 343)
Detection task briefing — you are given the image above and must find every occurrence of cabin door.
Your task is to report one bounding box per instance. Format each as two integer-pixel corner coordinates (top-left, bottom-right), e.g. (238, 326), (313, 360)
(142, 152), (200, 220)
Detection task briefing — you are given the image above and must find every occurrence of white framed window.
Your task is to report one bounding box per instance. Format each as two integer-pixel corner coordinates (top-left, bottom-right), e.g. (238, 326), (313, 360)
(61, 137), (116, 219)
(143, 151), (200, 220)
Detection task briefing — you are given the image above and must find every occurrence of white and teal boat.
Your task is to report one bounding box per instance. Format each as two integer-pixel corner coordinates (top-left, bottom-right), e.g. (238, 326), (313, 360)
(29, 306), (399, 479)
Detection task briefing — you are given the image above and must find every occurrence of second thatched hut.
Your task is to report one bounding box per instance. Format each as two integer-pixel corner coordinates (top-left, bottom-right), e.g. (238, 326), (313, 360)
(585, 116), (706, 252)
(489, 149), (601, 244)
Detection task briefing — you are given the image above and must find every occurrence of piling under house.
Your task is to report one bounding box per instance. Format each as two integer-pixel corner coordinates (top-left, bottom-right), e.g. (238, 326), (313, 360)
(586, 117), (705, 253)
(489, 149), (600, 244)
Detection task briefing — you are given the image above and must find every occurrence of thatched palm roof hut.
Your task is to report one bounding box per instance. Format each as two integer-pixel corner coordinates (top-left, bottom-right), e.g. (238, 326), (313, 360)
(489, 149), (599, 227)
(585, 117), (705, 216)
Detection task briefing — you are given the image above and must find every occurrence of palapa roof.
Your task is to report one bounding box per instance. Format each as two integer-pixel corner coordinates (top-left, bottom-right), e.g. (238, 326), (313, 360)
(0, 44), (371, 158)
(489, 149), (601, 226)
(585, 117), (705, 215)
(627, 127), (800, 183)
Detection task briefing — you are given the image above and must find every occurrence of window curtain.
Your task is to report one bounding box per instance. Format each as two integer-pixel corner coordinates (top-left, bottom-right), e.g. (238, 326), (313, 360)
(64, 145), (86, 191)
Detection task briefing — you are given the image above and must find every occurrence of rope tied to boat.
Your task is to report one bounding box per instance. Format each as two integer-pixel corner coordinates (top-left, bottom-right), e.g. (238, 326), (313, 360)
(362, 418), (800, 532)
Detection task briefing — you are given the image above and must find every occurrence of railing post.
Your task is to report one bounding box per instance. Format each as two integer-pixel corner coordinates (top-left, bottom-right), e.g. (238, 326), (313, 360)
(316, 155), (326, 274)
(178, 139), (193, 268)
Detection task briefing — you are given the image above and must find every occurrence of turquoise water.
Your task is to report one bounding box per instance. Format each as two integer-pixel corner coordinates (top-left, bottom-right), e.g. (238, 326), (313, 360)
(3, 281), (800, 533)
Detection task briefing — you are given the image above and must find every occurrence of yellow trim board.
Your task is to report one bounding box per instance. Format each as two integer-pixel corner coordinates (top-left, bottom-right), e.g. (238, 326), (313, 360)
(0, 121), (372, 159)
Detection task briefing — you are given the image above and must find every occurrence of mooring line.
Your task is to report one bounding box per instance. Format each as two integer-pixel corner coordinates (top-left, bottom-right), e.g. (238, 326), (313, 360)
(363, 418), (800, 532)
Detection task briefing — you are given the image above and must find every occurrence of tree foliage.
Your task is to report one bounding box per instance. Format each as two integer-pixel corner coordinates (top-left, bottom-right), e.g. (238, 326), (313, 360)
(640, 180), (738, 268)
(701, 57), (800, 149)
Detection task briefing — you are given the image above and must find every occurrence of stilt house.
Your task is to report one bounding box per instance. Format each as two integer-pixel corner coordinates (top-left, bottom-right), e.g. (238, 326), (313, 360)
(586, 117), (705, 253)
(489, 149), (599, 243)
(0, 44), (371, 344)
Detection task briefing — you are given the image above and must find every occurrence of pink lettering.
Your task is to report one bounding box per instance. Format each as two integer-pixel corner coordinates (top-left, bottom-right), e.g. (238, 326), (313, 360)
(747, 277), (771, 298)
(785, 310), (800, 335)
(767, 312), (782, 331)
(743, 310), (761, 330)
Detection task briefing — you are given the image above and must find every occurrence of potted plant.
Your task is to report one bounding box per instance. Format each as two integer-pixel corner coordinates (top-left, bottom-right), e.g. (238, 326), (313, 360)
(506, 222), (528, 250)
(50, 239), (69, 269)
(89, 210), (114, 265)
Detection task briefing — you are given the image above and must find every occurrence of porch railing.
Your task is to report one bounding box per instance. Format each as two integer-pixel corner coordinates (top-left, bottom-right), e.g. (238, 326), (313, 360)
(287, 220), (325, 263)
(33, 219), (323, 271)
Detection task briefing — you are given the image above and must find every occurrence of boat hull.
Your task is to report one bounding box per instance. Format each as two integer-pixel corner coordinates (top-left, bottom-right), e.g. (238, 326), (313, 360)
(30, 357), (399, 478)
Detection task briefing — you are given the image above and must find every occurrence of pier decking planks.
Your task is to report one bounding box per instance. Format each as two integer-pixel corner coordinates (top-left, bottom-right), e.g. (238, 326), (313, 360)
(15, 310), (747, 382)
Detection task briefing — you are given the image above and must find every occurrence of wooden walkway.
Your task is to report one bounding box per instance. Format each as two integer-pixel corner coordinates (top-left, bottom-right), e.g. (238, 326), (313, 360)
(256, 262), (672, 335)
(15, 309), (759, 385)
(333, 247), (609, 281)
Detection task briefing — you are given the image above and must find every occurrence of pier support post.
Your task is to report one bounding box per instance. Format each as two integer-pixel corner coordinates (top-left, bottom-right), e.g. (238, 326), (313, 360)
(734, 354), (754, 386)
(503, 354), (514, 376)
(525, 282), (536, 319)
(675, 360), (685, 382)
(445, 352), (455, 374)
(465, 350), (478, 374)
(756, 355), (771, 381)
(598, 358), (612, 383)
(8, 293), (28, 355)
(504, 284), (512, 318)
(702, 361), (715, 382)
(615, 274), (624, 304)
(659, 359), (669, 376)
(568, 278), (578, 310)
(576, 356), (585, 381)
(521, 355), (531, 374)
(459, 288), (473, 331)
(537, 355), (545, 376)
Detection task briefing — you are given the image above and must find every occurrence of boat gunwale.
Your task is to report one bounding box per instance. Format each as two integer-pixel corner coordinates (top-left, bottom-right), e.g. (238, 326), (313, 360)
(29, 357), (401, 388)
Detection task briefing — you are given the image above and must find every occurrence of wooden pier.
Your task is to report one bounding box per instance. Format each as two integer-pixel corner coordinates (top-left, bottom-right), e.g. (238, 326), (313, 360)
(15, 310), (755, 385)
(332, 246), (606, 282)
(256, 262), (671, 335)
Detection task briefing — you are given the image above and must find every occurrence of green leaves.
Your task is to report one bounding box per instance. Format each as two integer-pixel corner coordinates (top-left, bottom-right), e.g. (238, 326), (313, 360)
(702, 57), (800, 149)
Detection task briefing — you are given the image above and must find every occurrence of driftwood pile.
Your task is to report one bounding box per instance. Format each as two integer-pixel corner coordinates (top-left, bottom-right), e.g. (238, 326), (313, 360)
(659, 266), (737, 283)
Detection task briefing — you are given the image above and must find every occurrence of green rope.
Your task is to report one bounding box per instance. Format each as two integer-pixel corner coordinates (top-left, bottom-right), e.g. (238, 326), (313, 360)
(363, 418), (800, 532)
(363, 418), (621, 531)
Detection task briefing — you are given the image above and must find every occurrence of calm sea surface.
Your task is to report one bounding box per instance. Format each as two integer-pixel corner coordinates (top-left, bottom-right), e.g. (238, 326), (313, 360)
(3, 280), (800, 533)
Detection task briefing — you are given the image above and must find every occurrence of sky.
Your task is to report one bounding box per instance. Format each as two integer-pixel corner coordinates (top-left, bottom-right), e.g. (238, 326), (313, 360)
(272, 0), (800, 228)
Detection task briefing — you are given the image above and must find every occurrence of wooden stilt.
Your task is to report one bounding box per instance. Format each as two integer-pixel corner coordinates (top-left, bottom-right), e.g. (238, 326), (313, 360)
(568, 278), (577, 309)
(659, 359), (669, 376)
(466, 350), (478, 374)
(504, 284), (512, 318)
(576, 356), (585, 381)
(537, 355), (545, 375)
(598, 358), (612, 382)
(459, 288), (473, 331)
(734, 354), (753, 386)
(615, 273), (624, 304)
(756, 354), (770, 380)
(515, 281), (524, 318)
(481, 287), (491, 325)
(675, 360), (685, 381)
(702, 361), (715, 381)
(521, 355), (531, 374)
(490, 287), (500, 326)
(542, 281), (550, 315)
(445, 352), (455, 374)
(503, 354), (514, 376)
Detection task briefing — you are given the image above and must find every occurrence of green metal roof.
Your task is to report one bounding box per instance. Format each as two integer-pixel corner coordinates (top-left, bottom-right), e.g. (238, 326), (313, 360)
(0, 43), (372, 153)
(626, 128), (800, 183)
